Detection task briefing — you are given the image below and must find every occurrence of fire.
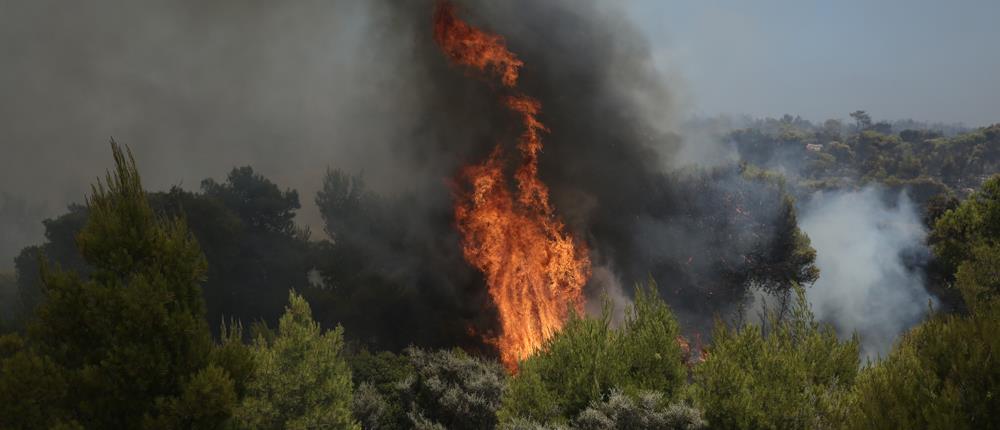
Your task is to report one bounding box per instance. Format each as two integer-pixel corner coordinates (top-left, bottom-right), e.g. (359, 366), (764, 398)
(433, 0), (591, 371)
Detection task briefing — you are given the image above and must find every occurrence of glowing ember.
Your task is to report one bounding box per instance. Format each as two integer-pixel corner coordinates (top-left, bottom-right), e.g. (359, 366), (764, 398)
(433, 0), (591, 371)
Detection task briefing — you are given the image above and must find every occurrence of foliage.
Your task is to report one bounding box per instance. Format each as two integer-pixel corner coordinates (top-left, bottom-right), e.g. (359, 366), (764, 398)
(846, 172), (1000, 429)
(13, 204), (89, 318)
(310, 168), (489, 352)
(727, 115), (999, 200)
(847, 300), (1000, 429)
(633, 165), (819, 327)
(14, 166), (315, 332)
(500, 282), (687, 425)
(201, 166), (301, 236)
(0, 142), (239, 429)
(235, 290), (358, 430)
(0, 339), (78, 429)
(572, 390), (706, 430)
(931, 175), (1000, 279)
(0, 271), (17, 331)
(400, 347), (507, 430)
(350, 346), (505, 430)
(349, 349), (415, 429)
(693, 286), (860, 430)
(499, 390), (705, 430)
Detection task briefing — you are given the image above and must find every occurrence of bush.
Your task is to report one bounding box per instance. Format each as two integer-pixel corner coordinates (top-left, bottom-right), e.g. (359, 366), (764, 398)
(235, 291), (358, 430)
(693, 286), (859, 429)
(400, 347), (507, 430)
(499, 390), (705, 430)
(848, 299), (1000, 429)
(573, 390), (706, 430)
(500, 282), (687, 425)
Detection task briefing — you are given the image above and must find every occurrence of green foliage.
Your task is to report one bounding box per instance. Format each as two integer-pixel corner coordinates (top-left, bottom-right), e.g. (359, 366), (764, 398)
(13, 204), (89, 317)
(740, 166), (820, 291)
(146, 364), (239, 430)
(501, 282), (687, 425)
(202, 166), (301, 236)
(848, 300), (1000, 429)
(954, 243), (1000, 312)
(0, 142), (239, 429)
(0, 143), (243, 428)
(211, 320), (256, 397)
(350, 347), (505, 430)
(931, 175), (1000, 279)
(693, 286), (860, 430)
(849, 173), (1000, 429)
(236, 290), (358, 430)
(0, 271), (17, 331)
(728, 115), (999, 200)
(618, 284), (689, 400)
(349, 349), (415, 429)
(572, 390), (706, 430)
(400, 347), (507, 430)
(500, 390), (705, 430)
(0, 342), (78, 429)
(14, 166), (315, 334)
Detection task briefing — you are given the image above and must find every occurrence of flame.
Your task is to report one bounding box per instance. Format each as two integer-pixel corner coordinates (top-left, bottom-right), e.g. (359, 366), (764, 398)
(433, 0), (591, 371)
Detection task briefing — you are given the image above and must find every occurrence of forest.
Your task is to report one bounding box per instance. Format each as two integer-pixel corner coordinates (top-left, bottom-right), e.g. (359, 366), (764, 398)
(1, 113), (998, 428)
(2, 0), (999, 429)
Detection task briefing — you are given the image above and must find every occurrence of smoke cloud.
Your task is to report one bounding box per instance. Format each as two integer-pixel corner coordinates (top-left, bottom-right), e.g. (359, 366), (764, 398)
(800, 188), (934, 357)
(2, 0), (824, 350)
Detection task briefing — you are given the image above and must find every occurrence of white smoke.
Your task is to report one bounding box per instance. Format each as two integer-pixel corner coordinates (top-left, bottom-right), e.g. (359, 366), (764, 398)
(800, 187), (935, 358)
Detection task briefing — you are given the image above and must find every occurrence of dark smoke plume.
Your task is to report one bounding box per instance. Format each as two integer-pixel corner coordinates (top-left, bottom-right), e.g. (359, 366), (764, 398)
(2, 0), (812, 347)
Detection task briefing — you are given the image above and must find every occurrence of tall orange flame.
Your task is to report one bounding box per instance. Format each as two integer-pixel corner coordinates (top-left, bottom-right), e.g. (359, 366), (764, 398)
(433, 0), (591, 371)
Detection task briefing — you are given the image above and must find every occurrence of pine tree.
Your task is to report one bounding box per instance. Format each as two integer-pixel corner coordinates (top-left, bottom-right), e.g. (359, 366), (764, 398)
(235, 290), (358, 430)
(500, 282), (688, 425)
(693, 286), (860, 430)
(0, 142), (239, 429)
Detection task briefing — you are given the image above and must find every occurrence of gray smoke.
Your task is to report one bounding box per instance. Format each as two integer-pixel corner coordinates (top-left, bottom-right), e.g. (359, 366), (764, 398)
(0, 0), (688, 270)
(800, 188), (934, 357)
(1, 0), (826, 350)
(0, 0), (427, 269)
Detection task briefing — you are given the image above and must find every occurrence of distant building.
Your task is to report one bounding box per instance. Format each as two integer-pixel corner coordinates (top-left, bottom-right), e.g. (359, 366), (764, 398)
(805, 143), (823, 152)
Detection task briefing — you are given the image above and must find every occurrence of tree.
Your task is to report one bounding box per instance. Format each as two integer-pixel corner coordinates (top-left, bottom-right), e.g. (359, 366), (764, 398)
(235, 290), (358, 430)
(847, 300), (1000, 429)
(954, 243), (1000, 312)
(850, 174), (1000, 428)
(180, 168), (314, 327)
(500, 283), (687, 425)
(13, 204), (89, 318)
(931, 175), (1000, 280)
(349, 349), (414, 429)
(693, 286), (860, 430)
(310, 168), (489, 352)
(850, 110), (872, 131)
(0, 272), (17, 331)
(14, 167), (315, 333)
(202, 166), (301, 236)
(0, 142), (239, 429)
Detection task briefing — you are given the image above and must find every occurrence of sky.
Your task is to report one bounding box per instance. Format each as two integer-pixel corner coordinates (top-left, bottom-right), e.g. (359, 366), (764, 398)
(629, 0), (1000, 126)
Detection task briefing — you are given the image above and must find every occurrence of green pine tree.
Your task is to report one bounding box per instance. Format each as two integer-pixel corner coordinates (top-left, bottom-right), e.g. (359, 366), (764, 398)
(235, 290), (359, 430)
(693, 286), (860, 430)
(0, 142), (240, 429)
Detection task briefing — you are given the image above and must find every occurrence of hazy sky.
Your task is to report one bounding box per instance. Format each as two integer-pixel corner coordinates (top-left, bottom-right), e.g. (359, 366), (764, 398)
(629, 0), (1000, 126)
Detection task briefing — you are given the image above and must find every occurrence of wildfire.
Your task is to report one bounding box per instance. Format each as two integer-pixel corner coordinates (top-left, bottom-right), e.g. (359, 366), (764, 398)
(433, 0), (591, 371)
